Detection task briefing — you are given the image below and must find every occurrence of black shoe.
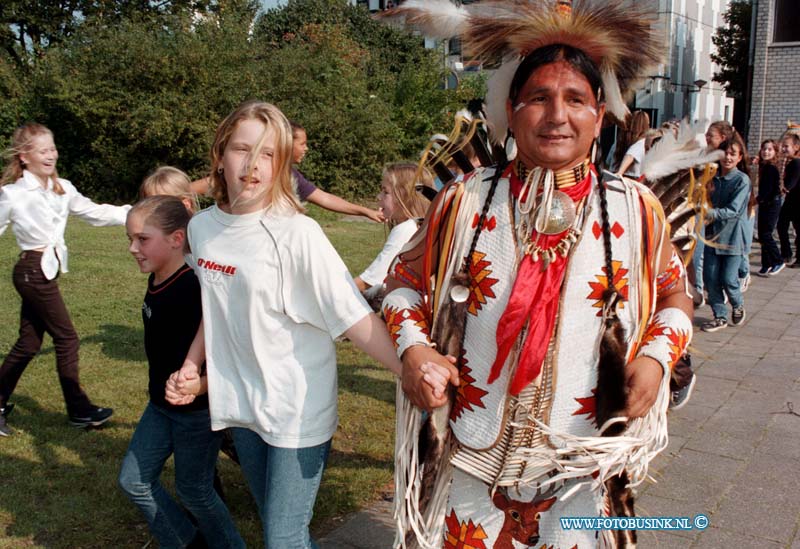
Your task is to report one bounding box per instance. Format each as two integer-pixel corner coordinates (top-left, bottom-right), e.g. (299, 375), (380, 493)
(670, 373), (697, 411)
(69, 406), (114, 428)
(702, 317), (728, 332)
(0, 403), (14, 417)
(0, 414), (11, 437)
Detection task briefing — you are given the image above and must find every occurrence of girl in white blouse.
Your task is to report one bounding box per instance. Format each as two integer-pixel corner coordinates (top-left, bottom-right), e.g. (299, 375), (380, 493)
(0, 123), (130, 436)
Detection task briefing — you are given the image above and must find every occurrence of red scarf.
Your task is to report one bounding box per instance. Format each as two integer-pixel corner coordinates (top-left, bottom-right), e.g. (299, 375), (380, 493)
(488, 167), (593, 395)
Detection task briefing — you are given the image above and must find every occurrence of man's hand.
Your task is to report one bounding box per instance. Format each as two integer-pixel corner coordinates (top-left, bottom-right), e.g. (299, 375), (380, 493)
(401, 345), (460, 412)
(624, 356), (664, 418)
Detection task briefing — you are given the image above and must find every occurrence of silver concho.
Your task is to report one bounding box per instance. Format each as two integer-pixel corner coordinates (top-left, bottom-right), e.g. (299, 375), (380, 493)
(540, 190), (576, 235)
(450, 285), (470, 303)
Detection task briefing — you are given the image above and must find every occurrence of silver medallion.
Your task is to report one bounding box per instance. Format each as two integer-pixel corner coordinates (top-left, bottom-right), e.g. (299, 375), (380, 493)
(540, 190), (576, 235)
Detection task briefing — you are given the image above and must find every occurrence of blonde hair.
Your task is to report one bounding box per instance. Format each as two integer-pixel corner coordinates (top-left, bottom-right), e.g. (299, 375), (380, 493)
(383, 162), (434, 228)
(128, 195), (192, 253)
(1, 123), (64, 194)
(209, 100), (301, 213)
(139, 166), (198, 213)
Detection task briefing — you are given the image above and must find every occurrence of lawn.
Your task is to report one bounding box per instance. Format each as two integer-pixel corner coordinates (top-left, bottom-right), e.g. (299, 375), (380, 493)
(0, 205), (396, 548)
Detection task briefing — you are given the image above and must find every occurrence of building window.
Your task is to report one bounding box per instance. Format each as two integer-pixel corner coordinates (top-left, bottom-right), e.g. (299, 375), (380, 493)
(774, 0), (800, 43)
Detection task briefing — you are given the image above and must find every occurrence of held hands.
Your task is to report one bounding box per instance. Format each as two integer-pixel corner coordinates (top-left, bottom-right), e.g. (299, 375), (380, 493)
(623, 356), (664, 418)
(367, 208), (386, 224)
(164, 362), (205, 406)
(401, 345), (460, 412)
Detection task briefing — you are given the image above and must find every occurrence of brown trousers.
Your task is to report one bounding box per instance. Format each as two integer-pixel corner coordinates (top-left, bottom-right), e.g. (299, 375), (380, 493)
(0, 251), (92, 415)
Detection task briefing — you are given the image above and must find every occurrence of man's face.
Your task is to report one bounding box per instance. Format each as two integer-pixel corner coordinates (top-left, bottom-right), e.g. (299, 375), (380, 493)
(506, 60), (604, 171)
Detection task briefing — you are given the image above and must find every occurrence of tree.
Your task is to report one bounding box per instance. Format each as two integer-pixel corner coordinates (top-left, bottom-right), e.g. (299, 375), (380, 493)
(710, 0), (752, 100)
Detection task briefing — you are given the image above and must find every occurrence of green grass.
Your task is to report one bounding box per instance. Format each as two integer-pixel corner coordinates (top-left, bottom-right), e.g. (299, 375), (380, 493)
(0, 206), (393, 548)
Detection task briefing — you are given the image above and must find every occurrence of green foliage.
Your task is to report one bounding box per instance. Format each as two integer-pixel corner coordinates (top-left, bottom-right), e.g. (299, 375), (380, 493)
(1, 0), (483, 201)
(710, 0), (752, 100)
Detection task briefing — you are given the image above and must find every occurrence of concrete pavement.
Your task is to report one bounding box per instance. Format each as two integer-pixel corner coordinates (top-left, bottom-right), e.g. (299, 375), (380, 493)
(320, 244), (800, 548)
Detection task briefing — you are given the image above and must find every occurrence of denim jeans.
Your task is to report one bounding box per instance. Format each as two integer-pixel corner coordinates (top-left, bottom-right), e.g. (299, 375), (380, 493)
(738, 214), (755, 278)
(693, 222), (705, 292)
(231, 427), (331, 548)
(703, 248), (743, 319)
(118, 402), (244, 549)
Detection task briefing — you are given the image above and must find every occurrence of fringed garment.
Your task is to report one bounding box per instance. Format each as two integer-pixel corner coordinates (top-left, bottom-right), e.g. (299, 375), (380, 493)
(385, 167), (675, 549)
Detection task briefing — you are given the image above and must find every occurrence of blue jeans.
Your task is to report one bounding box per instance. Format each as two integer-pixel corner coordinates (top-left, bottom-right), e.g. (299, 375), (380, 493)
(703, 248), (743, 319)
(231, 427), (331, 548)
(693, 222), (705, 292)
(739, 214), (755, 278)
(118, 402), (244, 549)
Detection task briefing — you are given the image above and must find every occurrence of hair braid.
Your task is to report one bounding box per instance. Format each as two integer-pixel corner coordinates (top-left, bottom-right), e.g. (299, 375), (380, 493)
(597, 176), (617, 316)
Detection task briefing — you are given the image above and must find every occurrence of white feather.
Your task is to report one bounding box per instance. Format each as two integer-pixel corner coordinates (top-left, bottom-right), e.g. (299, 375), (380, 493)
(642, 120), (725, 181)
(391, 0), (470, 39)
(485, 59), (520, 145)
(601, 66), (629, 122)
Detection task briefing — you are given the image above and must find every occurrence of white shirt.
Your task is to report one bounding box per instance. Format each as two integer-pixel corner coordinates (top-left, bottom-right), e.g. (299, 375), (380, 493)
(360, 218), (418, 299)
(0, 171), (131, 279)
(188, 205), (371, 448)
(623, 138), (646, 178)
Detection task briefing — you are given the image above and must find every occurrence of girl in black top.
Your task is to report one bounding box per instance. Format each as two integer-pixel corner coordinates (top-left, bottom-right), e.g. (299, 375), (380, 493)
(778, 132), (800, 266)
(756, 140), (783, 275)
(118, 195), (244, 549)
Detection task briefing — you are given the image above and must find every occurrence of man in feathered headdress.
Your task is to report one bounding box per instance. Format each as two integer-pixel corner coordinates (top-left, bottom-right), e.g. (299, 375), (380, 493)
(380, 1), (694, 547)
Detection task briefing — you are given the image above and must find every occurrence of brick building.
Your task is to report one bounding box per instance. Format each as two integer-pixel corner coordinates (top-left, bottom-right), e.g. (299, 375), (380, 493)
(746, 0), (800, 153)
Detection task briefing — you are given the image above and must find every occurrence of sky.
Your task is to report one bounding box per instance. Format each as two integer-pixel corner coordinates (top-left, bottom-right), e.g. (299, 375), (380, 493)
(260, 0), (286, 9)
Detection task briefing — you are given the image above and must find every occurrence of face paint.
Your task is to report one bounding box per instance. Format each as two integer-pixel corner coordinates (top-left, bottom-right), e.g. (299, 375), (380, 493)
(586, 105), (598, 116)
(513, 102), (527, 113)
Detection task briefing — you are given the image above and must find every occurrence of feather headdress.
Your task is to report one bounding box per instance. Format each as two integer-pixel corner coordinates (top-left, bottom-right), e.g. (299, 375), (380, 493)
(381, 0), (664, 142)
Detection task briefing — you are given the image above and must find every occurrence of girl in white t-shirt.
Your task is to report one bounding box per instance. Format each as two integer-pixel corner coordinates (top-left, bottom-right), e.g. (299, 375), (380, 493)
(355, 163), (433, 306)
(0, 123), (129, 436)
(165, 100), (405, 549)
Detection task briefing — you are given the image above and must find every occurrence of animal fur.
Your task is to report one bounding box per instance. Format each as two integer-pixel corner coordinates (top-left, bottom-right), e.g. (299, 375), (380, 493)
(594, 290), (628, 436)
(413, 269), (472, 525)
(605, 471), (638, 547)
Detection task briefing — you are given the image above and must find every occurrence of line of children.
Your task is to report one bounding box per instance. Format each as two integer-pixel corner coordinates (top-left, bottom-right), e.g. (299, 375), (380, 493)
(0, 123), (129, 436)
(119, 192), (244, 549)
(165, 100), (408, 548)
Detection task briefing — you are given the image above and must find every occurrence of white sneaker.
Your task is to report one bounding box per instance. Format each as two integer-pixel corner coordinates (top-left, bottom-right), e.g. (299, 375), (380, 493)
(739, 273), (751, 293)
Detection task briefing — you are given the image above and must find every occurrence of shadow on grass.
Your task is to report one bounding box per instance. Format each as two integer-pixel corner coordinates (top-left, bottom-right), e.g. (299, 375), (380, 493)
(0, 395), (147, 548)
(337, 362), (395, 406)
(1, 324), (145, 364)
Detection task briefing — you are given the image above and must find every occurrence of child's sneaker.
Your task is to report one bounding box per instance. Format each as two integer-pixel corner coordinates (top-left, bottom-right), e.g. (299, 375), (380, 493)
(670, 373), (697, 411)
(757, 266), (770, 277)
(69, 406), (114, 428)
(731, 306), (746, 326)
(768, 263), (785, 276)
(739, 273), (751, 293)
(0, 415), (11, 437)
(702, 317), (728, 332)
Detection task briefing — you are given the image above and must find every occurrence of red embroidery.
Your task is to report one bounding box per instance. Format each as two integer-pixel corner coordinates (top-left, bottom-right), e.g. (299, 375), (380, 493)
(450, 354), (488, 421)
(640, 320), (668, 347)
(572, 389), (597, 421)
(405, 304), (431, 337)
(666, 329), (691, 368)
(390, 260), (422, 289)
(382, 305), (403, 347)
(444, 509), (488, 549)
(591, 220), (624, 240)
(466, 251), (499, 316)
(471, 213), (497, 232)
(587, 260), (630, 316)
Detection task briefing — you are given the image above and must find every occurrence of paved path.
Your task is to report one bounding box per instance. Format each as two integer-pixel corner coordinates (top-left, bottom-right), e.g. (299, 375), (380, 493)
(320, 247), (800, 548)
